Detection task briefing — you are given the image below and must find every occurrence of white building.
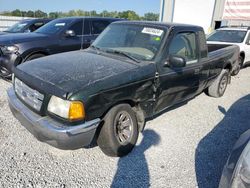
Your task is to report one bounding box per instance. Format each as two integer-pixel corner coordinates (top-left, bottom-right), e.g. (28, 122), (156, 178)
(160, 0), (250, 33)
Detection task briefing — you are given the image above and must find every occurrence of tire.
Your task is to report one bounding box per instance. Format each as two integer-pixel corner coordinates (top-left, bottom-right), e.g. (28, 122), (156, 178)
(232, 56), (243, 76)
(0, 66), (12, 79)
(97, 104), (139, 157)
(206, 69), (229, 98)
(25, 53), (45, 61)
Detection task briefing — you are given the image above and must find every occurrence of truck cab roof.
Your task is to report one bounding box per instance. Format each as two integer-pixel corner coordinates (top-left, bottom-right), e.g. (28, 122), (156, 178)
(113, 21), (204, 31)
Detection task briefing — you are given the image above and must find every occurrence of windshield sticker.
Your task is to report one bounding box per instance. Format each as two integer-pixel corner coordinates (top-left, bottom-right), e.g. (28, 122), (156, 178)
(142, 27), (164, 36)
(55, 23), (66, 27)
(19, 23), (27, 27)
(153, 36), (161, 41)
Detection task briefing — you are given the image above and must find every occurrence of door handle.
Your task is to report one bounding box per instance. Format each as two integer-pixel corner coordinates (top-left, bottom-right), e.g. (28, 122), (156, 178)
(194, 68), (201, 74)
(84, 39), (91, 43)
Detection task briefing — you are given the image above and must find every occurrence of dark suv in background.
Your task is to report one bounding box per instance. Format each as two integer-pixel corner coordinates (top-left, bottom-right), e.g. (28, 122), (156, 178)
(0, 18), (52, 35)
(0, 17), (121, 78)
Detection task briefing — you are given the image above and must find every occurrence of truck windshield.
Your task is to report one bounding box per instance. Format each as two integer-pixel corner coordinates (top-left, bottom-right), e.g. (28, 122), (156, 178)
(207, 30), (247, 43)
(92, 24), (166, 61)
(35, 19), (74, 34)
(5, 21), (29, 33)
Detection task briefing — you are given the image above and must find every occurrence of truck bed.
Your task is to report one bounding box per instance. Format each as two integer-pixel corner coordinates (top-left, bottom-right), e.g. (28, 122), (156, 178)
(207, 44), (239, 71)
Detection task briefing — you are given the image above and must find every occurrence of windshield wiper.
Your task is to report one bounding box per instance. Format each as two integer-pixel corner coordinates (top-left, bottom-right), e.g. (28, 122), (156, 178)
(105, 49), (141, 63)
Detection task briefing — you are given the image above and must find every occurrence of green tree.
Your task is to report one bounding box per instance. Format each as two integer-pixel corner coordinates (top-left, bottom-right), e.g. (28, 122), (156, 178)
(34, 10), (47, 18)
(11, 9), (22, 17)
(49, 12), (59, 18)
(26, 10), (35, 17)
(118, 10), (140, 20)
(143, 12), (159, 21)
(1, 11), (12, 16)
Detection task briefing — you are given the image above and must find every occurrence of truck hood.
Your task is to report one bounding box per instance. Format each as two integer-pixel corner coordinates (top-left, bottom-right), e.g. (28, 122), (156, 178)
(0, 32), (48, 45)
(14, 50), (154, 98)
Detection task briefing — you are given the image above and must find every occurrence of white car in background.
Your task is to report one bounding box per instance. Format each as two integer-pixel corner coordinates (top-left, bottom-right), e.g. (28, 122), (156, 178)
(207, 27), (250, 75)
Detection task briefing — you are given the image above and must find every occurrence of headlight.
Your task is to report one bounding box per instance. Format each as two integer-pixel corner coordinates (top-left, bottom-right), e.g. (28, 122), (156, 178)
(0, 45), (19, 54)
(47, 96), (85, 121)
(231, 141), (250, 188)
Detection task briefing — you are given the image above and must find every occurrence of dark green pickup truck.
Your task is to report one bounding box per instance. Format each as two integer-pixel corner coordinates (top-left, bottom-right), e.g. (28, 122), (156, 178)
(8, 21), (239, 157)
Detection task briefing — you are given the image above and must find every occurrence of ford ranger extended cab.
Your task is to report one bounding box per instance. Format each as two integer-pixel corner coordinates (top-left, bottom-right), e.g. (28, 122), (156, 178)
(8, 21), (240, 157)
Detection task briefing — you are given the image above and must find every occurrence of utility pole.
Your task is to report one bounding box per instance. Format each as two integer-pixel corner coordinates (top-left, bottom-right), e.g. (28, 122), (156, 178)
(159, 0), (165, 21)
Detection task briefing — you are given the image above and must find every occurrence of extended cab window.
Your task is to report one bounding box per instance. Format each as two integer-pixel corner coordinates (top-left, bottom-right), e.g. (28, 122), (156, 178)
(29, 22), (44, 32)
(69, 21), (83, 35)
(169, 32), (198, 64)
(92, 20), (110, 34)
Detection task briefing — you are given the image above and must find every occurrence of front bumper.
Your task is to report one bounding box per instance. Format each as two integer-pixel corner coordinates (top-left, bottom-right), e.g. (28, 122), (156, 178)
(0, 54), (19, 75)
(7, 88), (101, 150)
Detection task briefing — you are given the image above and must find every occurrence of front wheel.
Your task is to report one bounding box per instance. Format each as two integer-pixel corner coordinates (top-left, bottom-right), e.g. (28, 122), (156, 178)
(97, 104), (139, 157)
(25, 53), (45, 61)
(0, 66), (12, 79)
(205, 69), (229, 98)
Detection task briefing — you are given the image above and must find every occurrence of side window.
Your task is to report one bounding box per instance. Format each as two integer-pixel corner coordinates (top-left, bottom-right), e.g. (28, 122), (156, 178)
(68, 21), (83, 35)
(84, 20), (90, 35)
(168, 32), (198, 64)
(29, 22), (44, 32)
(91, 20), (110, 35)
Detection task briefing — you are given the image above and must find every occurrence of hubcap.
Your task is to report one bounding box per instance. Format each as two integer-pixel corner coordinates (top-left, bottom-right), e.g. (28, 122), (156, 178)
(114, 111), (133, 144)
(219, 75), (228, 95)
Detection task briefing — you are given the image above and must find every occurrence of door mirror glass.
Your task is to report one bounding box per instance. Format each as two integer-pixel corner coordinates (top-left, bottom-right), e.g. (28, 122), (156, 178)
(65, 30), (76, 37)
(165, 55), (186, 68)
(24, 29), (31, 33)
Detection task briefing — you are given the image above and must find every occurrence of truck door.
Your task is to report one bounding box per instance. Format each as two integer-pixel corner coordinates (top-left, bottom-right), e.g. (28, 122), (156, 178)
(59, 19), (84, 52)
(154, 31), (202, 113)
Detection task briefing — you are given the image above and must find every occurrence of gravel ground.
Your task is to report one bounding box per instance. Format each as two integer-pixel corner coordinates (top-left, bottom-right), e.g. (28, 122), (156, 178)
(0, 68), (250, 188)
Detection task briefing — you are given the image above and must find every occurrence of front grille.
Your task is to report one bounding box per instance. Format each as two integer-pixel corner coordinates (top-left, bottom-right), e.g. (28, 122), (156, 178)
(14, 78), (44, 111)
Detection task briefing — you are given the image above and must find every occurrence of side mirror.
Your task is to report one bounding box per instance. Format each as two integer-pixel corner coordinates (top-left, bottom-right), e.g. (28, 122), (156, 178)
(164, 55), (186, 68)
(24, 29), (31, 33)
(65, 30), (76, 37)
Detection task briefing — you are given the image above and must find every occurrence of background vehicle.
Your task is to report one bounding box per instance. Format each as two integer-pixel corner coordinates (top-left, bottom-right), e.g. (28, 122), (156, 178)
(219, 129), (250, 188)
(0, 17), (121, 78)
(0, 18), (52, 35)
(207, 26), (250, 75)
(8, 21), (239, 157)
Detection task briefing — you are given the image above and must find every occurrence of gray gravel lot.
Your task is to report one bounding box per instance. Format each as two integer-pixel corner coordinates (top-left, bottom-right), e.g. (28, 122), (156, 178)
(0, 68), (250, 188)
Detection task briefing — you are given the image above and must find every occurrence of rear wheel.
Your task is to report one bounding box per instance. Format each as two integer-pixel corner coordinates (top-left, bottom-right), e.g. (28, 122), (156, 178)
(205, 69), (229, 98)
(232, 56), (243, 76)
(97, 104), (139, 157)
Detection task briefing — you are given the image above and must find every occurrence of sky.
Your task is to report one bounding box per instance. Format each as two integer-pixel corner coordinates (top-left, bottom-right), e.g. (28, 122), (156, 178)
(0, 0), (161, 16)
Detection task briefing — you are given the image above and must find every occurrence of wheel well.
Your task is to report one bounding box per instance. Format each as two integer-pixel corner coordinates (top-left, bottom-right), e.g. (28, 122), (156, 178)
(101, 100), (137, 119)
(22, 51), (48, 64)
(101, 100), (146, 132)
(224, 63), (232, 71)
(240, 52), (245, 61)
